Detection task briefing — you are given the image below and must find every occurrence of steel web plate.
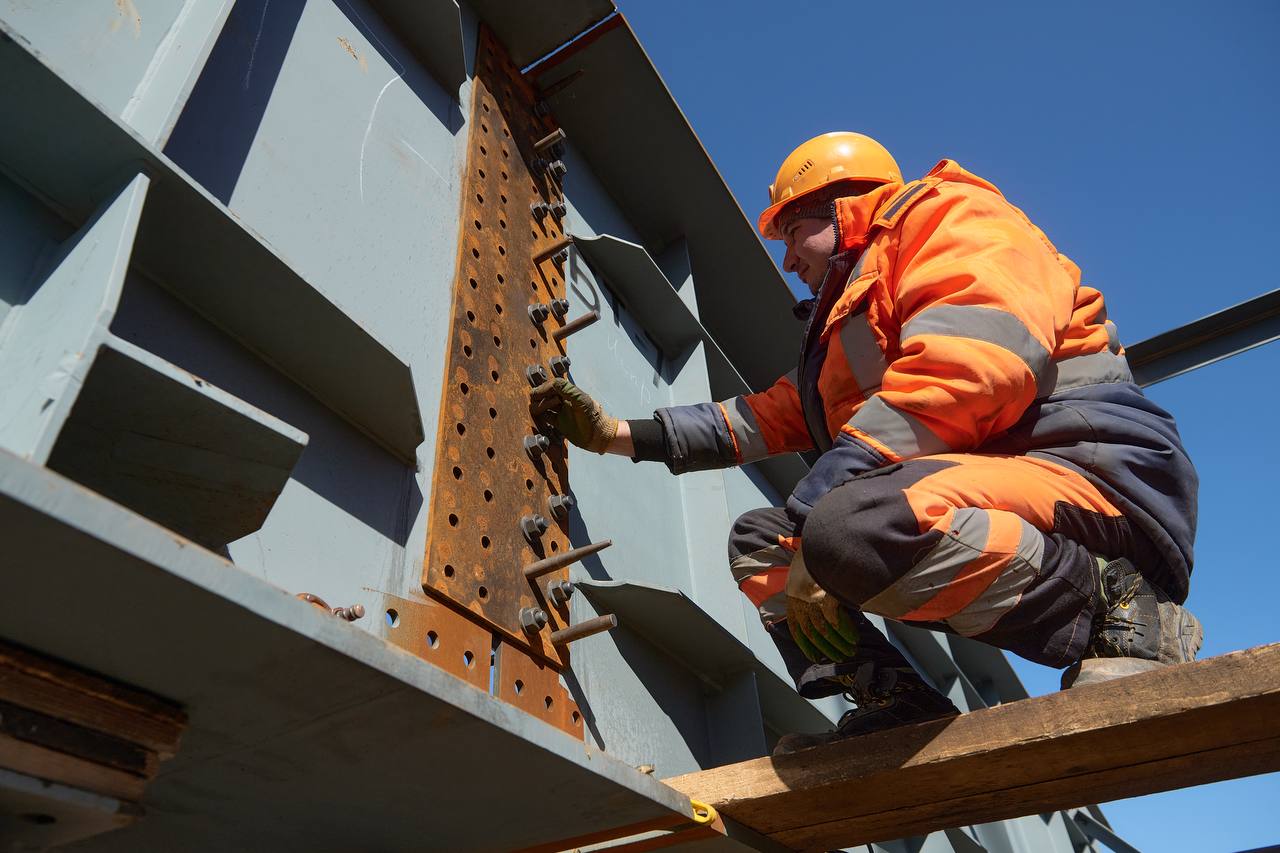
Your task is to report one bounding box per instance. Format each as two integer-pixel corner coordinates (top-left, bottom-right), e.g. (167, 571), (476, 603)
(421, 26), (577, 668)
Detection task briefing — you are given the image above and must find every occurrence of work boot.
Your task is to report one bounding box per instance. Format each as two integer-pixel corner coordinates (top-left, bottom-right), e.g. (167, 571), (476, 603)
(773, 624), (959, 756)
(1061, 557), (1203, 689)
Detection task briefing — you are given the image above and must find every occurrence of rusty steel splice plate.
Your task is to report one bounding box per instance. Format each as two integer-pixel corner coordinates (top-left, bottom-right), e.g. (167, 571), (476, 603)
(422, 26), (577, 669)
(495, 641), (583, 740)
(369, 592), (493, 691)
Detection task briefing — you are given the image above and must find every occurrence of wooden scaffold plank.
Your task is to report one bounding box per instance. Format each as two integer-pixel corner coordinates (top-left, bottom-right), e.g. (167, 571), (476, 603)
(664, 643), (1280, 851)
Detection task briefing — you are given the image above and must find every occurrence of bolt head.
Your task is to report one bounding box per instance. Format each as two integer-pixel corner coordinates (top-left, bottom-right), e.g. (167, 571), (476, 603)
(548, 580), (574, 606)
(550, 298), (570, 318)
(548, 494), (575, 520)
(551, 201), (567, 218)
(528, 303), (551, 324)
(520, 607), (549, 632)
(548, 160), (567, 178)
(521, 514), (549, 539)
(526, 364), (549, 387)
(550, 356), (571, 377)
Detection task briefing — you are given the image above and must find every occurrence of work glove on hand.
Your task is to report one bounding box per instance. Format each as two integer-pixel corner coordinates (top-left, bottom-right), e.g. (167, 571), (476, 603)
(529, 378), (618, 454)
(785, 548), (860, 663)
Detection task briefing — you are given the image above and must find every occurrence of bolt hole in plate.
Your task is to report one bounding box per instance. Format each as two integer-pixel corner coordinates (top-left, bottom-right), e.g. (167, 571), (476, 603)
(427, 630), (439, 649)
(421, 24), (572, 673)
(385, 609), (400, 628)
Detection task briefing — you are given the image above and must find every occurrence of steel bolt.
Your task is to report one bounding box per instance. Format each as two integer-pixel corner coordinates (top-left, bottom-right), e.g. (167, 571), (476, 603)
(549, 298), (570, 319)
(333, 604), (366, 622)
(526, 364), (549, 387)
(534, 128), (566, 153)
(551, 201), (567, 218)
(530, 201), (551, 220)
(547, 579), (574, 607)
(552, 248), (569, 265)
(547, 494), (575, 521)
(520, 607), (549, 633)
(521, 514), (549, 541)
(549, 355), (571, 377)
(528, 303), (551, 324)
(547, 160), (568, 180)
(523, 433), (551, 461)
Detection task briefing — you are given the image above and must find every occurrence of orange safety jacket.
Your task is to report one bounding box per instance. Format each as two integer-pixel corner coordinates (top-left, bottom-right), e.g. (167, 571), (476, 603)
(655, 160), (1197, 601)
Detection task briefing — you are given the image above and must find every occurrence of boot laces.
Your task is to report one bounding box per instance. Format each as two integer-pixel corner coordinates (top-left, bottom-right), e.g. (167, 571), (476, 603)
(1092, 569), (1146, 655)
(840, 662), (897, 710)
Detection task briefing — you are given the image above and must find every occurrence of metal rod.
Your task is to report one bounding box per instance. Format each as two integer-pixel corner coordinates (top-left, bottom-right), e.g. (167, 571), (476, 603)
(533, 236), (573, 263)
(523, 539), (613, 579)
(552, 310), (600, 342)
(534, 128), (566, 152)
(550, 614), (617, 646)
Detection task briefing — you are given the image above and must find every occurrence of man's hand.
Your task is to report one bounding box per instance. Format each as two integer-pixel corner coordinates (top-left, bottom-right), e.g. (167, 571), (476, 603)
(530, 378), (619, 454)
(785, 548), (860, 662)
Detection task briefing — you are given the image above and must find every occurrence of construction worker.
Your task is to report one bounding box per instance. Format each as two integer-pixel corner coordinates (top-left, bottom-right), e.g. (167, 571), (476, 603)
(531, 133), (1202, 753)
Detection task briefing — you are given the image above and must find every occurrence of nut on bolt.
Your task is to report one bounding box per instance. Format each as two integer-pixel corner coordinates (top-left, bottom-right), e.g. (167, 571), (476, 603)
(521, 514), (549, 541)
(549, 355), (571, 377)
(524, 433), (551, 461)
(526, 364), (549, 387)
(530, 202), (551, 220)
(528, 303), (551, 324)
(547, 579), (574, 607)
(551, 201), (567, 218)
(547, 494), (575, 521)
(550, 298), (570, 319)
(547, 160), (568, 179)
(520, 607), (549, 633)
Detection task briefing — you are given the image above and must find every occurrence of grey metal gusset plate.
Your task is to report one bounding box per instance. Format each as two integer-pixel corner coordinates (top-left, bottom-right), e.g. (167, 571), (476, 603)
(0, 450), (704, 852)
(0, 23), (423, 463)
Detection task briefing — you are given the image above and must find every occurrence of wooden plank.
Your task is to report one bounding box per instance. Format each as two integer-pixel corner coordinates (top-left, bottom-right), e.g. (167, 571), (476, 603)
(0, 641), (185, 756)
(664, 644), (1280, 851)
(0, 735), (145, 802)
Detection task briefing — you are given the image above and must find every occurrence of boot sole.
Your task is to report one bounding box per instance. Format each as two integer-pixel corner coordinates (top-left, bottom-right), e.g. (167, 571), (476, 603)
(1062, 603), (1205, 689)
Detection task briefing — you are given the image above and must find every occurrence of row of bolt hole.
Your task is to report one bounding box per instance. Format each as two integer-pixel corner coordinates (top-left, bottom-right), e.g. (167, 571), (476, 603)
(384, 607), (574, 717)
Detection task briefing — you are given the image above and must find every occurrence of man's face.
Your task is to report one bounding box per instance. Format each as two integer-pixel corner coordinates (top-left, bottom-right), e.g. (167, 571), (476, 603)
(781, 217), (837, 295)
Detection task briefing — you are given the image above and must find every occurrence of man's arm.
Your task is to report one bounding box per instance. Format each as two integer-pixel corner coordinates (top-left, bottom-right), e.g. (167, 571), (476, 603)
(531, 374), (813, 472)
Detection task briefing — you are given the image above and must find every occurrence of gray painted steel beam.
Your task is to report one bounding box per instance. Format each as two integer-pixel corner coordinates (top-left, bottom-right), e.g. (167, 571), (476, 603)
(0, 23), (424, 463)
(0, 450), (716, 851)
(531, 15), (799, 397)
(573, 233), (809, 496)
(471, 0), (614, 68)
(364, 0), (467, 92)
(1126, 288), (1280, 387)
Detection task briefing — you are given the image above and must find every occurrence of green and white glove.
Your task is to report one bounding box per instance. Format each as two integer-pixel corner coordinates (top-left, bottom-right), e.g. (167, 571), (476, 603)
(529, 378), (619, 454)
(785, 548), (860, 662)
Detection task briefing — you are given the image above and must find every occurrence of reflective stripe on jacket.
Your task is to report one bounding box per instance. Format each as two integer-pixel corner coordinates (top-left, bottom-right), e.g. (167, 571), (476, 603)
(655, 160), (1197, 600)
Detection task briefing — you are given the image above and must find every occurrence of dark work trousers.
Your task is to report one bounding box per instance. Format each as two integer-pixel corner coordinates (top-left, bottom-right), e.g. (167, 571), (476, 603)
(729, 454), (1163, 688)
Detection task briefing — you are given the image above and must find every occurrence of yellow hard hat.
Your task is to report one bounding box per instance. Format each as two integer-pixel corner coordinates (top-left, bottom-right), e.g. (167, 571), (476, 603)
(758, 132), (902, 239)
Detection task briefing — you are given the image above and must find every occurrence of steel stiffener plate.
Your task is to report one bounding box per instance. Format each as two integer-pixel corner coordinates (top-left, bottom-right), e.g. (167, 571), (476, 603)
(370, 592), (493, 691)
(422, 27), (576, 667)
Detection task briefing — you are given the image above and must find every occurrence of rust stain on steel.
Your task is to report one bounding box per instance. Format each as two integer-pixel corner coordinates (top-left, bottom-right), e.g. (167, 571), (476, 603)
(495, 642), (583, 739)
(337, 36), (368, 73)
(421, 26), (578, 669)
(370, 592), (493, 691)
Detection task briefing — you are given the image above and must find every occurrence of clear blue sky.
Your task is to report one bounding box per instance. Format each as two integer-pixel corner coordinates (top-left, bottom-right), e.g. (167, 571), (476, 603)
(616, 2), (1279, 850)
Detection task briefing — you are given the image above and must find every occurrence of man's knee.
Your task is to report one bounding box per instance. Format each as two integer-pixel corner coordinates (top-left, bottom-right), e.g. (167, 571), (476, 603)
(803, 471), (935, 607)
(728, 506), (793, 563)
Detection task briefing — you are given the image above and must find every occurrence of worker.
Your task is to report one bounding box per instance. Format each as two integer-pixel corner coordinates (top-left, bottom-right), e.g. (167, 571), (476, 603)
(531, 133), (1202, 754)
